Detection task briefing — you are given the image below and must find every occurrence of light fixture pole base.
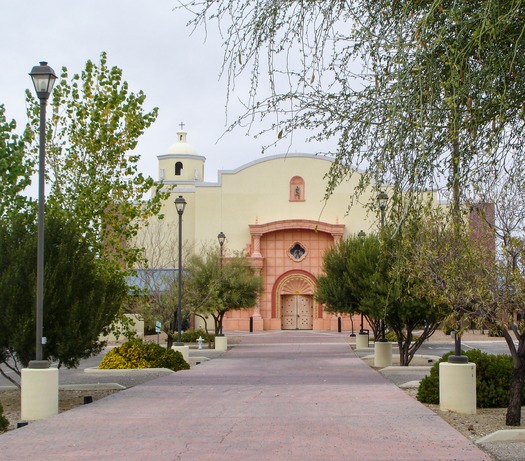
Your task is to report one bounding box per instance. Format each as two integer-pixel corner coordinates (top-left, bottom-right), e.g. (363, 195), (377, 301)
(356, 332), (369, 350)
(214, 335), (228, 351)
(21, 366), (58, 420)
(374, 340), (392, 367)
(439, 362), (476, 414)
(171, 345), (190, 364)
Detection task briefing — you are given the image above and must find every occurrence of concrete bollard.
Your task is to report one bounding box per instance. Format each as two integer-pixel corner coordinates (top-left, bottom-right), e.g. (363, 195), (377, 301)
(439, 362), (476, 414)
(374, 341), (393, 368)
(171, 345), (190, 363)
(356, 333), (369, 350)
(21, 367), (59, 420)
(214, 335), (228, 351)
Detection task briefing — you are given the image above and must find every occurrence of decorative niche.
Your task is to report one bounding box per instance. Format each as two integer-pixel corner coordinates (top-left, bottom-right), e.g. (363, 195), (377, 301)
(289, 176), (305, 201)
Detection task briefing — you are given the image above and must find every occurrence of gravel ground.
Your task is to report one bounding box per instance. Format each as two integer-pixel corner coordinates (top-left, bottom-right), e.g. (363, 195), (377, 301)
(362, 332), (525, 461)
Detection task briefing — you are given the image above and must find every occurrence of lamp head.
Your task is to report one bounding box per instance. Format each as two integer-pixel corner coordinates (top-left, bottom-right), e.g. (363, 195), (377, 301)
(174, 195), (187, 215)
(377, 191), (388, 210)
(29, 61), (57, 100)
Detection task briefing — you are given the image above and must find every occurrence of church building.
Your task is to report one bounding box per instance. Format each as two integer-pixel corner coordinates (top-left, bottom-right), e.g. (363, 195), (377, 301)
(147, 128), (393, 332)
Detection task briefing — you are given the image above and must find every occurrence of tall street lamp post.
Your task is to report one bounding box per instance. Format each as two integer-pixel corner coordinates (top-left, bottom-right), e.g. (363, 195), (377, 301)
(377, 191), (388, 229)
(29, 62), (57, 366)
(174, 195), (186, 346)
(358, 230), (366, 333)
(217, 232), (226, 336)
(377, 191), (388, 341)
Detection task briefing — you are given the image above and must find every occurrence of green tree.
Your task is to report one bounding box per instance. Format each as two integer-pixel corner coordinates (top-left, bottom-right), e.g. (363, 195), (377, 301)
(0, 104), (33, 217)
(184, 250), (263, 336)
(25, 52), (169, 269)
(466, 168), (525, 426)
(316, 236), (382, 339)
(182, 1), (525, 214)
(131, 219), (192, 348)
(184, 0), (525, 422)
(317, 233), (444, 365)
(0, 209), (128, 386)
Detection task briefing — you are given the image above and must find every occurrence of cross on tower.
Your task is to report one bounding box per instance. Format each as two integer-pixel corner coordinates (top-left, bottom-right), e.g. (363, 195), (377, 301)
(179, 121), (185, 130)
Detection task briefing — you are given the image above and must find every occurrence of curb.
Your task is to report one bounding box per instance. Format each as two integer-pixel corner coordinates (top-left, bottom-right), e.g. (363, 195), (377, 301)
(476, 429), (525, 444)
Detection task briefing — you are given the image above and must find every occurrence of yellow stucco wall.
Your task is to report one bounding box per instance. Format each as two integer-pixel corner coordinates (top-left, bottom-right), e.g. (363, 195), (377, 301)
(138, 131), (410, 332)
(162, 154), (376, 254)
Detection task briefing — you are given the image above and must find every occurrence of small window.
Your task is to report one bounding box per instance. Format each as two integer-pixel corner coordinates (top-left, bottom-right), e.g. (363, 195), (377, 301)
(288, 242), (307, 262)
(290, 176), (305, 201)
(175, 161), (183, 176)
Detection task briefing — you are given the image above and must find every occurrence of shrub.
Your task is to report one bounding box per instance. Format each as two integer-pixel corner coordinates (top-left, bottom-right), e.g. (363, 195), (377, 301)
(488, 327), (504, 337)
(99, 340), (190, 371)
(0, 401), (8, 433)
(417, 349), (525, 408)
(181, 329), (214, 343)
(384, 331), (420, 343)
(384, 331), (397, 342)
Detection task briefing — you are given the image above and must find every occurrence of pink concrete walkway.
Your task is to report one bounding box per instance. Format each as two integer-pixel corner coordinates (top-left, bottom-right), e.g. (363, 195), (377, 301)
(0, 331), (491, 461)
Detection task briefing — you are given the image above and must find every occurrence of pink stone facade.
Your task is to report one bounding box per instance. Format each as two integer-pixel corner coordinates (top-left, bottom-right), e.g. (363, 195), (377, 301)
(222, 219), (360, 332)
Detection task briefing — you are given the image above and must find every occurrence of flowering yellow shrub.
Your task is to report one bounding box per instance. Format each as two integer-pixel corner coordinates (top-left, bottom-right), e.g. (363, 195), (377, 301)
(99, 340), (189, 371)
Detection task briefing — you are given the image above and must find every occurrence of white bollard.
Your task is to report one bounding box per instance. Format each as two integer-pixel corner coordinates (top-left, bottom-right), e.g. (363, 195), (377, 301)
(21, 366), (59, 420)
(171, 345), (190, 363)
(439, 362), (476, 414)
(356, 333), (369, 350)
(214, 335), (228, 351)
(374, 341), (393, 368)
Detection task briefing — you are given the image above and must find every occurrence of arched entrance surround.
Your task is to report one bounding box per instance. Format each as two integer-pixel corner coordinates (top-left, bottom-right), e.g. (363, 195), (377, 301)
(273, 271), (317, 329)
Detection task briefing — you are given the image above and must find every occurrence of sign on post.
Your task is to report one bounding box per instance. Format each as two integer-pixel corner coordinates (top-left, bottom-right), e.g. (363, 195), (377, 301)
(155, 321), (161, 343)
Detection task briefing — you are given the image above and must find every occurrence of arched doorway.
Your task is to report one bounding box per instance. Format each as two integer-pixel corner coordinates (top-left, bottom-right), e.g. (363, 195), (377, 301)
(275, 272), (316, 330)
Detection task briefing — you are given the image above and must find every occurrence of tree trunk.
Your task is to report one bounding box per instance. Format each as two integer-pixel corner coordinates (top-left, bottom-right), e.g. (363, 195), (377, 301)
(217, 312), (226, 336)
(503, 331), (525, 426)
(365, 316), (381, 340)
(396, 321), (439, 366)
(506, 358), (524, 426)
(166, 332), (174, 349)
(399, 339), (409, 366)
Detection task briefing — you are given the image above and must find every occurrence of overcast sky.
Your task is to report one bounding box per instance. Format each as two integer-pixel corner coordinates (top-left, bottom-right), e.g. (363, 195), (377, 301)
(1, 0), (335, 188)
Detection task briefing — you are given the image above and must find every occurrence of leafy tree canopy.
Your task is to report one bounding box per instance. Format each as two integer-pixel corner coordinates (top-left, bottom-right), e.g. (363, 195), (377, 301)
(317, 231), (446, 365)
(0, 209), (128, 385)
(182, 0), (525, 216)
(25, 52), (169, 269)
(184, 249), (262, 335)
(0, 104), (33, 217)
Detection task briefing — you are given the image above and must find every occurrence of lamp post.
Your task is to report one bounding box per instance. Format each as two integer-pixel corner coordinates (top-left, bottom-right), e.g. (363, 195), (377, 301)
(217, 231), (226, 336)
(29, 62), (57, 366)
(217, 232), (226, 266)
(377, 191), (388, 229)
(358, 230), (366, 333)
(377, 191), (388, 341)
(174, 195), (186, 346)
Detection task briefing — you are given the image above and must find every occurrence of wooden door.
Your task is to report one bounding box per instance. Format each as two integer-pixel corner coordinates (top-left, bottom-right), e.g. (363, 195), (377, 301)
(281, 295), (313, 330)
